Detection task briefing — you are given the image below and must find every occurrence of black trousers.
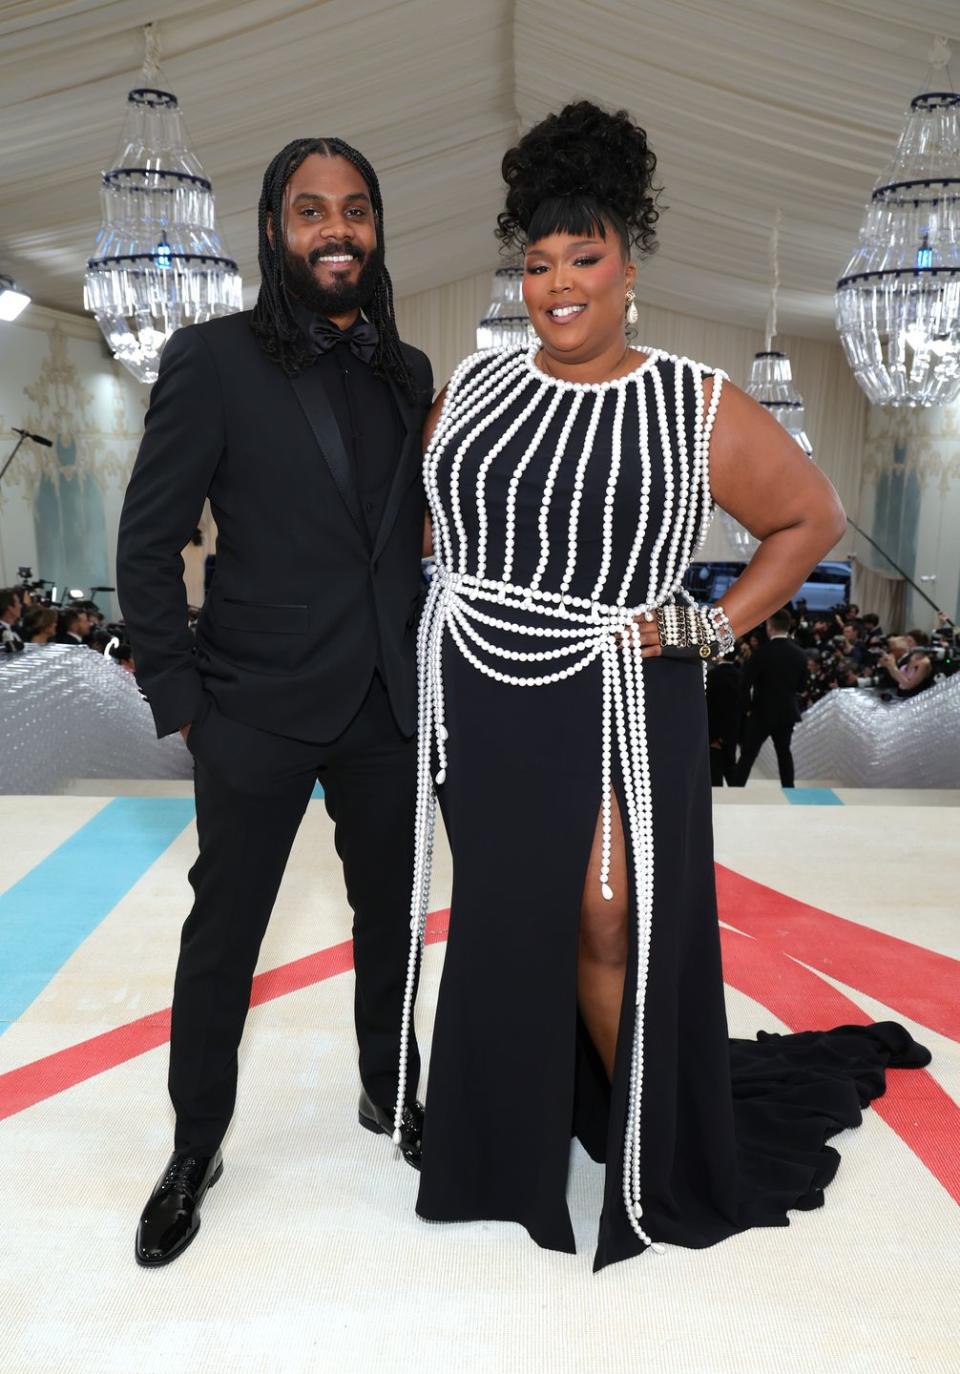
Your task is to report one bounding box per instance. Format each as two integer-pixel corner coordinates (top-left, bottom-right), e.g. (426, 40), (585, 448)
(733, 713), (797, 788)
(709, 740), (738, 787)
(170, 672), (419, 1154)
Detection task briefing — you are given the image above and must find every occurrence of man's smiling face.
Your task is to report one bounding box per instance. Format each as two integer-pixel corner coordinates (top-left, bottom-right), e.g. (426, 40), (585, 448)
(274, 152), (382, 323)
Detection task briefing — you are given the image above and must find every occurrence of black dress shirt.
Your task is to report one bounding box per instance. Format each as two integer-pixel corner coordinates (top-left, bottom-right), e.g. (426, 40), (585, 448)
(290, 300), (403, 544)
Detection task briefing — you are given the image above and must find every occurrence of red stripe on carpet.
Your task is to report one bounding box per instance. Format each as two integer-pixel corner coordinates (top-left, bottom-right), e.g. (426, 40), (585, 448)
(716, 864), (960, 1043)
(0, 910), (450, 1122)
(0, 883), (955, 1210)
(720, 926), (960, 1206)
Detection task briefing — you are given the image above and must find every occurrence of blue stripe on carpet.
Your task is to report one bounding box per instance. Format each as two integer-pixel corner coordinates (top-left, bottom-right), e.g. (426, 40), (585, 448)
(0, 797), (196, 1030)
(783, 787), (843, 805)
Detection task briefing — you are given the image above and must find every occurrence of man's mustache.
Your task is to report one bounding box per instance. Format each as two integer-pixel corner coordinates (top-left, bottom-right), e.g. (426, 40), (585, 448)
(308, 244), (363, 266)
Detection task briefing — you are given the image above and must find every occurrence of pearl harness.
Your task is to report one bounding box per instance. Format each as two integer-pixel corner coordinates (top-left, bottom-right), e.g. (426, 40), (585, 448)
(395, 343), (727, 1254)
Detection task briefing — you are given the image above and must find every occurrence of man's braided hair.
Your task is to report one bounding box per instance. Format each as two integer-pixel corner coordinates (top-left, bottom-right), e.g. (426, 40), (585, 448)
(250, 137), (416, 399)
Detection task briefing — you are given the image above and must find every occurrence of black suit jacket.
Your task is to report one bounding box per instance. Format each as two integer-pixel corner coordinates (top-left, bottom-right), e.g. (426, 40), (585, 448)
(741, 636), (808, 730)
(116, 311), (433, 741)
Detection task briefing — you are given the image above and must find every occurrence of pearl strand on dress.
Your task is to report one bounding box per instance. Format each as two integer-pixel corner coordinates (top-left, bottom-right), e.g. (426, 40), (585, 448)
(590, 383), (627, 605)
(428, 353), (522, 463)
(692, 369), (726, 556)
(605, 624), (662, 1251)
(449, 602), (607, 663)
(615, 376), (653, 606)
(557, 390), (607, 607)
(393, 572), (444, 1140)
(497, 387), (564, 585)
(599, 641), (615, 901)
(475, 388), (553, 580)
(449, 374), (539, 575)
(643, 365), (674, 606)
(674, 363), (706, 583)
(528, 390), (584, 600)
(661, 361), (692, 596)
(427, 354), (529, 569)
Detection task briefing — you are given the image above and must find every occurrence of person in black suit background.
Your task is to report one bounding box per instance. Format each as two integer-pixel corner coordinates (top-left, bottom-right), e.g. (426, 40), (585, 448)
(732, 607), (808, 788)
(117, 138), (433, 1267)
(53, 607), (90, 645)
(705, 654), (742, 786)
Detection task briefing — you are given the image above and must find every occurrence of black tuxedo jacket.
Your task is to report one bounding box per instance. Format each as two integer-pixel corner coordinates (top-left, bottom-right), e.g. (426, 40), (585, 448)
(741, 636), (808, 730)
(116, 311), (433, 742)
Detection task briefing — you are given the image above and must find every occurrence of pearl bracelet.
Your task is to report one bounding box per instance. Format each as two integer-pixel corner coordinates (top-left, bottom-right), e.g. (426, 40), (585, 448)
(705, 603), (736, 655)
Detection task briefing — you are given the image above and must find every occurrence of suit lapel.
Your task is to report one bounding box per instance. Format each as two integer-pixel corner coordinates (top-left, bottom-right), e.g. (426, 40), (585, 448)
(371, 373), (420, 562)
(289, 369), (367, 541)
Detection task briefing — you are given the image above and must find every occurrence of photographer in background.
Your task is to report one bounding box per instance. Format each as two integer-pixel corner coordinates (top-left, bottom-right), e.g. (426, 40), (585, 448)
(862, 612), (883, 643)
(840, 620), (868, 668)
(879, 630), (934, 699)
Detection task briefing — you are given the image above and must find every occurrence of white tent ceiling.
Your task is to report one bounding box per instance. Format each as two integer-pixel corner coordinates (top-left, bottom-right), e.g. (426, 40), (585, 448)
(1, 0), (958, 338)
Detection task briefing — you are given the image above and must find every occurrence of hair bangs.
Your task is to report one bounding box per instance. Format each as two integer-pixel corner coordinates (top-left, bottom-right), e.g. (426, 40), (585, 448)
(524, 196), (627, 253)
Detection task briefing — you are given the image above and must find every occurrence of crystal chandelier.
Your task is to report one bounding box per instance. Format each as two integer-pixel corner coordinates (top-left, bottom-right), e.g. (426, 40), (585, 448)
(84, 25), (241, 384)
(835, 38), (960, 407)
(722, 210), (814, 558)
(477, 266), (536, 349)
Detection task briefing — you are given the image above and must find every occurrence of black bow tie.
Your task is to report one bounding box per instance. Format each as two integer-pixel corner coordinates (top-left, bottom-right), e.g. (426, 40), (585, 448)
(308, 315), (379, 365)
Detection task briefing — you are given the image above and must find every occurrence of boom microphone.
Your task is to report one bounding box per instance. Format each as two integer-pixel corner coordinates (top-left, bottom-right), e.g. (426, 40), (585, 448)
(12, 427), (53, 447)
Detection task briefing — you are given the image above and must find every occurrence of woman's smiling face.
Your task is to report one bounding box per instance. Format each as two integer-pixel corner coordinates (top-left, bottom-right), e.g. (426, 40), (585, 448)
(522, 225), (636, 363)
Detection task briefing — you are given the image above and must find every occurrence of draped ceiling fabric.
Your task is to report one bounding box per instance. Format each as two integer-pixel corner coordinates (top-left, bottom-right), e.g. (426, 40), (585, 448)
(2, 0), (957, 566)
(3, 0), (958, 332)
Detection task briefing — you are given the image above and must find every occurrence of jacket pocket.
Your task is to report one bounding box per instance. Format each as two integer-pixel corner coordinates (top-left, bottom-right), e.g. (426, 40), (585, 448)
(212, 597), (309, 634)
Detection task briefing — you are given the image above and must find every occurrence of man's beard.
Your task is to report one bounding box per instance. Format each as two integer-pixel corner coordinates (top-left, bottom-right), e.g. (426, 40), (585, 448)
(284, 242), (382, 318)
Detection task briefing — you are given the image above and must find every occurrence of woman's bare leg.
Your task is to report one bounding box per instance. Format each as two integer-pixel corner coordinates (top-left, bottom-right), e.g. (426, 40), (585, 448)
(578, 791), (629, 1080)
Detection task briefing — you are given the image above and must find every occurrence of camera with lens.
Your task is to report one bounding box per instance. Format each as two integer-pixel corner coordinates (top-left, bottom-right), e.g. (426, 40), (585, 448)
(15, 566), (52, 597)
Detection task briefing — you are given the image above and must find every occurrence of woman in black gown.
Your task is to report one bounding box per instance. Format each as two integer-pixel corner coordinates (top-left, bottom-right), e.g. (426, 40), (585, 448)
(395, 102), (929, 1271)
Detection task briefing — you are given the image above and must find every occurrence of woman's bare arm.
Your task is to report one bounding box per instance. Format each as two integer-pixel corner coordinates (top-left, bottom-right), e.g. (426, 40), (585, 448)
(705, 379), (847, 639)
(421, 385), (448, 558)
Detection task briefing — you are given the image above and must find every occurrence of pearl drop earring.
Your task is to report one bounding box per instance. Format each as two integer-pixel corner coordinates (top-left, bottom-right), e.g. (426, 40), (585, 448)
(625, 289), (639, 326)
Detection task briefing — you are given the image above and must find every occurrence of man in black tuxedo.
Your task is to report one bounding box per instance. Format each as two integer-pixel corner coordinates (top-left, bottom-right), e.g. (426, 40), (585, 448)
(732, 608), (808, 788)
(53, 608), (90, 645)
(117, 138), (433, 1267)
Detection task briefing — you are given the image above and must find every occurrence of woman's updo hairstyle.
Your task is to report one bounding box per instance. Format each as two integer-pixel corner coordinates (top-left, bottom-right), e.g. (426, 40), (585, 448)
(496, 101), (661, 258)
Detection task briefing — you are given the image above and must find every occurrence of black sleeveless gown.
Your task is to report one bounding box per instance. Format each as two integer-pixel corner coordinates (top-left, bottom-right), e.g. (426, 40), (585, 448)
(401, 344), (930, 1271)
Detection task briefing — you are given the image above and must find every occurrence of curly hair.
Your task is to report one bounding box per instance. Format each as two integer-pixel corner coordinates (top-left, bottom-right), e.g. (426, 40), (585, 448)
(249, 137), (416, 400)
(496, 101), (661, 257)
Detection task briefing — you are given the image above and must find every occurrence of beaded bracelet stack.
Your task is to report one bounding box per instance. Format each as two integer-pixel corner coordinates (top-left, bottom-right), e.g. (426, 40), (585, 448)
(655, 601), (736, 660)
(706, 603), (736, 655)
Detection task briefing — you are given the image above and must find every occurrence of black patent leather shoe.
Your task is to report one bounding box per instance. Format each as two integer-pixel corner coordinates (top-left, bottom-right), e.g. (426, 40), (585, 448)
(135, 1149), (223, 1267)
(358, 1088), (423, 1170)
